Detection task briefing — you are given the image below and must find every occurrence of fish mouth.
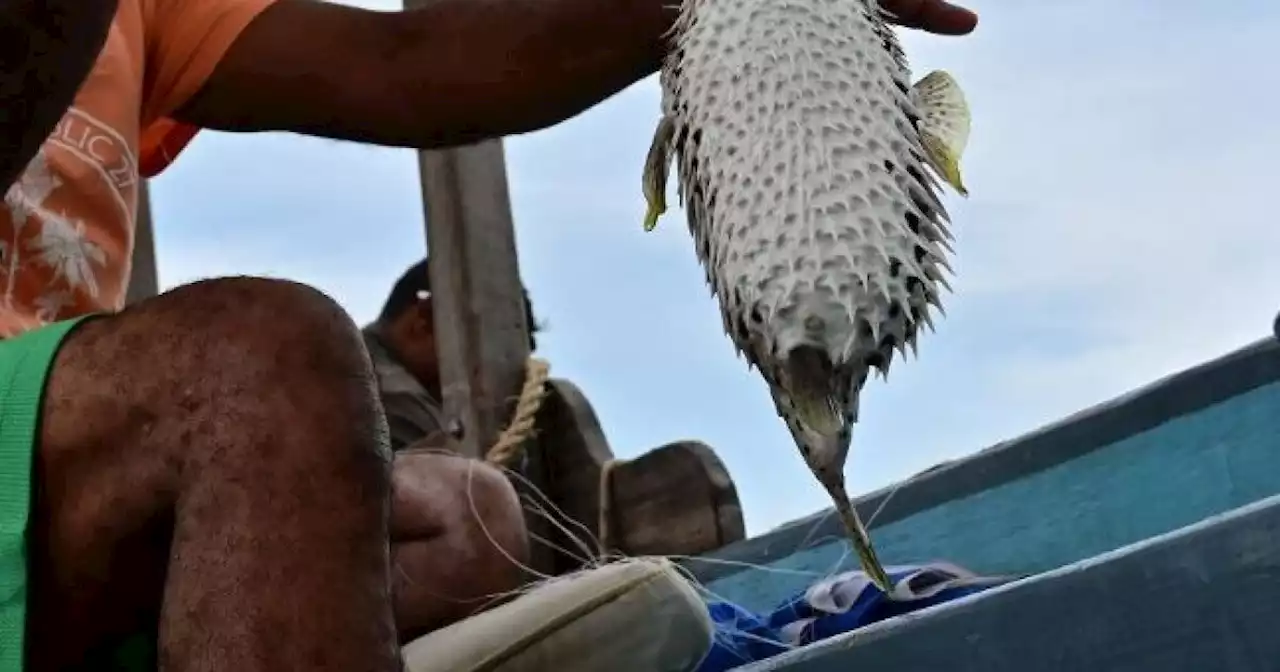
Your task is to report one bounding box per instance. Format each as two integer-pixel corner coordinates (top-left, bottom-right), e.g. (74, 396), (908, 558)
(795, 397), (844, 437)
(783, 345), (845, 436)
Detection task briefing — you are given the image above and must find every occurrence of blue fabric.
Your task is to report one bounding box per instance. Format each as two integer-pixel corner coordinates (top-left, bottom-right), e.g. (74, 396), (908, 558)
(697, 563), (1015, 671)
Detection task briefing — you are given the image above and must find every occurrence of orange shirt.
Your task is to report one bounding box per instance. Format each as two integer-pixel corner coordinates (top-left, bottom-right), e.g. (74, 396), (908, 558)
(0, 0), (275, 337)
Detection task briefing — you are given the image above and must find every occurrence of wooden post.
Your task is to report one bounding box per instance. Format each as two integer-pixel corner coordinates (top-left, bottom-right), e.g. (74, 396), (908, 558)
(126, 180), (159, 305)
(415, 142), (530, 460)
(409, 133), (555, 572)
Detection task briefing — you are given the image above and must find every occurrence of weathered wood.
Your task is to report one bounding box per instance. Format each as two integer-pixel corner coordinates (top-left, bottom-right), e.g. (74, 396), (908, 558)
(609, 440), (745, 556)
(415, 141), (529, 458)
(412, 139), (558, 575)
(538, 378), (745, 572)
(126, 180), (158, 305)
(742, 493), (1280, 672)
(535, 378), (613, 572)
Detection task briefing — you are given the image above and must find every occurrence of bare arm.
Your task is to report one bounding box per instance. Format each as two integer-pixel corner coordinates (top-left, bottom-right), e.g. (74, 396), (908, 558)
(176, 0), (976, 150)
(0, 0), (118, 189)
(177, 0), (670, 149)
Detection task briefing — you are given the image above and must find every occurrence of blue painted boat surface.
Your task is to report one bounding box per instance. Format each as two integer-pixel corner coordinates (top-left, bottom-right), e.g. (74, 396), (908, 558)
(687, 335), (1280, 613)
(740, 491), (1280, 672)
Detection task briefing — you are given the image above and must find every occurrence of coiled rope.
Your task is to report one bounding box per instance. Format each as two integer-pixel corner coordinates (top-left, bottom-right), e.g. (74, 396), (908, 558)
(483, 357), (623, 556)
(484, 357), (552, 467)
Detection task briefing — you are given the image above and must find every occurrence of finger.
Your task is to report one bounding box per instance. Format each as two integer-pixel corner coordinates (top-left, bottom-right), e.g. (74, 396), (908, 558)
(882, 0), (978, 35)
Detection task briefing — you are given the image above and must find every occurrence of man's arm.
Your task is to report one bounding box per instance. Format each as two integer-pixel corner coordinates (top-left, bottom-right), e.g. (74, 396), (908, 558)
(176, 0), (670, 149)
(175, 0), (977, 150)
(0, 0), (118, 189)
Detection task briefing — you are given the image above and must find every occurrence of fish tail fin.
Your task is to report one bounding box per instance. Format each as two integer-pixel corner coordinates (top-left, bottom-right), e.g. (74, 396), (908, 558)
(642, 116), (677, 231)
(912, 70), (971, 196)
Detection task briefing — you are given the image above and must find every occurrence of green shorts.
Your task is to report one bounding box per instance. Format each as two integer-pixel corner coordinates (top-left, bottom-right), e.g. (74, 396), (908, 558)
(0, 317), (90, 672)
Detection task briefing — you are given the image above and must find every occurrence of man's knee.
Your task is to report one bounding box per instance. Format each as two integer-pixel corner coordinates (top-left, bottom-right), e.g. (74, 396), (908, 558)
(57, 276), (369, 391)
(390, 452), (529, 633)
(139, 276), (369, 379)
(163, 277), (388, 481)
(392, 451), (527, 563)
(42, 274), (390, 514)
(40, 276), (392, 541)
(454, 459), (528, 564)
(30, 277), (393, 665)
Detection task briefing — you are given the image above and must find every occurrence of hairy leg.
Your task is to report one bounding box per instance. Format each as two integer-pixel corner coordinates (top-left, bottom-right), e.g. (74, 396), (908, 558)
(389, 450), (529, 640)
(25, 277), (401, 672)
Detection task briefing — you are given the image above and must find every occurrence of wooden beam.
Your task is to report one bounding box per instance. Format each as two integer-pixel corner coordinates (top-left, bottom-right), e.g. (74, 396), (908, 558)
(742, 494), (1280, 672)
(126, 180), (158, 305)
(416, 141), (530, 459)
(537, 378), (745, 573)
(410, 134), (552, 573)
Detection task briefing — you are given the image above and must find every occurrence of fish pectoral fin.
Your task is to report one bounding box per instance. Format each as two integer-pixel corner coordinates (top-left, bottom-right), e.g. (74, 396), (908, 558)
(642, 116), (677, 232)
(911, 70), (971, 196)
(922, 132), (968, 197)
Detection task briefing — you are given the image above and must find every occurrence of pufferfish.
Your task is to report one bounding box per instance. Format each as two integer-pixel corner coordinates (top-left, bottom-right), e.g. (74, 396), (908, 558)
(641, 0), (971, 593)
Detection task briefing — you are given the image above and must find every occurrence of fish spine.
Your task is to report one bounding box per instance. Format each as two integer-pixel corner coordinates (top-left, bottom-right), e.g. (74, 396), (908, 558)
(660, 0), (954, 383)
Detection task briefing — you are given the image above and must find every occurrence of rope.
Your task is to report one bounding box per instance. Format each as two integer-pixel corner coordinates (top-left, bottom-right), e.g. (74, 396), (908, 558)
(597, 456), (626, 555)
(481, 357), (625, 556)
(485, 357), (552, 467)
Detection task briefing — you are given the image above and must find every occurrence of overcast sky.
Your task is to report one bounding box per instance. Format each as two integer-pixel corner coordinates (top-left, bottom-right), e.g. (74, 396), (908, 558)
(147, 0), (1280, 534)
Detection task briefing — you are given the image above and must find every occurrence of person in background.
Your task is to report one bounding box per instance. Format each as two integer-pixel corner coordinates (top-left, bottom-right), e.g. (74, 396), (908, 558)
(363, 258), (540, 452)
(0, 0), (977, 669)
(359, 259), (540, 643)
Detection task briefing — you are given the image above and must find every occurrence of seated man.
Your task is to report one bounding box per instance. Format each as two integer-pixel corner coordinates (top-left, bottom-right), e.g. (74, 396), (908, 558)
(1, 0), (976, 670)
(364, 259), (539, 639)
(362, 258), (540, 452)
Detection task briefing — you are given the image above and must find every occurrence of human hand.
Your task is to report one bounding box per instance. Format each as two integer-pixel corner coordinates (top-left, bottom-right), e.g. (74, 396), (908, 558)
(880, 0), (978, 35)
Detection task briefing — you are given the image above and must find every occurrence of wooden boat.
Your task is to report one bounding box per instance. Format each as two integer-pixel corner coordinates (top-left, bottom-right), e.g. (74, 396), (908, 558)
(685, 325), (1280, 671)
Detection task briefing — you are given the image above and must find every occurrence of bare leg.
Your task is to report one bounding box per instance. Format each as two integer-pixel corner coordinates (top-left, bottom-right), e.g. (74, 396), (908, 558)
(26, 277), (401, 672)
(389, 450), (528, 640)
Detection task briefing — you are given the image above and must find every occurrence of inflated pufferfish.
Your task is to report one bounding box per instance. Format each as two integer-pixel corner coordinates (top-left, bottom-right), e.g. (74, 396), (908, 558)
(641, 0), (971, 593)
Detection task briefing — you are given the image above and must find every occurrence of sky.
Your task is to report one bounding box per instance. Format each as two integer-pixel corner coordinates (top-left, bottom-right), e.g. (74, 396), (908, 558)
(147, 0), (1280, 535)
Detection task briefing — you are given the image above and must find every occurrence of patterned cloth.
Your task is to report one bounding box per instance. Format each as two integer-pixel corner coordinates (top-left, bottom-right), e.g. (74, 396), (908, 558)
(0, 0), (276, 337)
(697, 562), (1015, 671)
